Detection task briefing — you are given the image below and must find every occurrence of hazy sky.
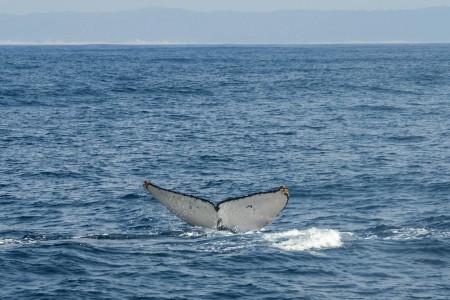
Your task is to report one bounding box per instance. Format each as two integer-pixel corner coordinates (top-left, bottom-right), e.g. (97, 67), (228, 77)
(2, 0), (450, 14)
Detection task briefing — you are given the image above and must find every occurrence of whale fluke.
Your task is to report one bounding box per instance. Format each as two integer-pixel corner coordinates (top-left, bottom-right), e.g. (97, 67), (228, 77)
(143, 181), (289, 233)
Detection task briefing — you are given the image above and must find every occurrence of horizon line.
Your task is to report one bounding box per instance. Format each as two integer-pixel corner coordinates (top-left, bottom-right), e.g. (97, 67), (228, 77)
(1, 41), (450, 46)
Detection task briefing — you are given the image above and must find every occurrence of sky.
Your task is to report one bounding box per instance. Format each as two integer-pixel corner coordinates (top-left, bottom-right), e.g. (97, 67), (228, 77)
(1, 0), (450, 14)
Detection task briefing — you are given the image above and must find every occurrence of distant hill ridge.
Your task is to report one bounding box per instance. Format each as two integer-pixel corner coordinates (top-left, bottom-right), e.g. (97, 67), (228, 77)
(1, 7), (450, 44)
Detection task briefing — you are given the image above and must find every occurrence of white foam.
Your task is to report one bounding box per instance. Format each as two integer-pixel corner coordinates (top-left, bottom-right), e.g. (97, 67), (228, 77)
(439, 231), (450, 238)
(384, 227), (430, 240)
(263, 228), (343, 251)
(383, 227), (450, 241)
(0, 239), (18, 245)
(0, 238), (37, 246)
(364, 227), (450, 241)
(180, 228), (235, 238)
(200, 240), (250, 253)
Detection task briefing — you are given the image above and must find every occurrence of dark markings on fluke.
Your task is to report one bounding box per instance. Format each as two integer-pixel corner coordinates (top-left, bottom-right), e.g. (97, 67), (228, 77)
(143, 181), (289, 233)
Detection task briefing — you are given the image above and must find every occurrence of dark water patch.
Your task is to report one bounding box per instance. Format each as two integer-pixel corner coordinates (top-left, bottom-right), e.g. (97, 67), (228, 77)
(385, 135), (428, 143)
(271, 130), (297, 136)
(418, 215), (450, 230)
(111, 86), (138, 93)
(120, 193), (141, 200)
(299, 124), (327, 131)
(149, 57), (194, 63)
(426, 182), (450, 193)
(354, 203), (390, 211)
(414, 258), (448, 267)
(25, 169), (84, 179)
(349, 104), (405, 112)
(199, 154), (233, 163)
(367, 85), (423, 96)
(0, 88), (27, 97)
(9, 63), (41, 70)
(140, 85), (213, 96)
(16, 215), (47, 222)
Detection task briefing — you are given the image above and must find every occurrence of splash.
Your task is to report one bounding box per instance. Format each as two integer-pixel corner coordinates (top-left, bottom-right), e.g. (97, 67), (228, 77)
(263, 228), (343, 251)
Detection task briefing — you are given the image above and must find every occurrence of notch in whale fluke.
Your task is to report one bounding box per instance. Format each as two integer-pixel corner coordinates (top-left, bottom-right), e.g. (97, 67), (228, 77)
(143, 180), (289, 233)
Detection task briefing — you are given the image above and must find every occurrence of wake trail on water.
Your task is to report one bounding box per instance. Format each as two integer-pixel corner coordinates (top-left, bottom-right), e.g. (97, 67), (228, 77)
(0, 228), (346, 252)
(5, 225), (447, 252)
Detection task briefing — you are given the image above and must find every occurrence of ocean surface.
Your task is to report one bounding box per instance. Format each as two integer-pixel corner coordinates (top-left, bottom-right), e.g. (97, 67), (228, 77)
(1, 44), (449, 299)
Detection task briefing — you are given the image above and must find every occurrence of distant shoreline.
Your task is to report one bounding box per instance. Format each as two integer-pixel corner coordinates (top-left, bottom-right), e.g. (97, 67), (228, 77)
(1, 41), (450, 46)
(2, 7), (450, 45)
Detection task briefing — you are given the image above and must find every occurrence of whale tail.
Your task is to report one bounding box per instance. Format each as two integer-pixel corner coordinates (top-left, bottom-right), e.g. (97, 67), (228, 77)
(143, 181), (289, 233)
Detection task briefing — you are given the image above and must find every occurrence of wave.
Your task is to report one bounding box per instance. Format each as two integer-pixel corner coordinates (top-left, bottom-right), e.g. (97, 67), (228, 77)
(262, 228), (344, 251)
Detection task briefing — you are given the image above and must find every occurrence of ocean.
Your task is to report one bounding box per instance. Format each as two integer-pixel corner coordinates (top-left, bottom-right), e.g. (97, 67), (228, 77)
(0, 44), (449, 299)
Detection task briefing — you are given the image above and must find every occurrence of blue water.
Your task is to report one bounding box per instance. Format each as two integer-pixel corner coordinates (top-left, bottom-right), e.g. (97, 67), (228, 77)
(1, 45), (449, 299)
